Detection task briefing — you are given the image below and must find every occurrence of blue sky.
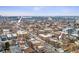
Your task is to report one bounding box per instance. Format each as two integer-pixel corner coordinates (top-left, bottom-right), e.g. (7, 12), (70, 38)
(0, 6), (79, 16)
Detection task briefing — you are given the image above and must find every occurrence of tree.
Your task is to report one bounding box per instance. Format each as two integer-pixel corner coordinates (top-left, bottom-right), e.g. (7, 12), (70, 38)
(4, 42), (10, 52)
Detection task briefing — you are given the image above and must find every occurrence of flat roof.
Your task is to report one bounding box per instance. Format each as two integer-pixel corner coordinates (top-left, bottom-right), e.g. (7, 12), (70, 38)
(39, 34), (52, 38)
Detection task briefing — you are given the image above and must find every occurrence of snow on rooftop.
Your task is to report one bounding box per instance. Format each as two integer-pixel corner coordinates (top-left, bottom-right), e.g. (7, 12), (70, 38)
(3, 29), (10, 31)
(12, 33), (17, 37)
(39, 34), (52, 38)
(17, 30), (27, 35)
(7, 34), (12, 37)
(71, 34), (79, 37)
(30, 38), (35, 40)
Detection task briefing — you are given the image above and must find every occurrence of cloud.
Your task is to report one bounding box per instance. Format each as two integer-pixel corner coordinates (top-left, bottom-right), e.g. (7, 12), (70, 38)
(33, 7), (40, 11)
(33, 7), (44, 11)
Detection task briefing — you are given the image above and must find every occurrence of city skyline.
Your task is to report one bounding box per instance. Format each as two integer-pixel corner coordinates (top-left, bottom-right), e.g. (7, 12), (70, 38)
(0, 6), (79, 16)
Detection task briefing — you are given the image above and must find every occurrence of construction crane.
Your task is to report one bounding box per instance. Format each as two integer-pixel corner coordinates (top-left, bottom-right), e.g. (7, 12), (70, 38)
(16, 16), (29, 52)
(16, 16), (23, 30)
(16, 16), (24, 51)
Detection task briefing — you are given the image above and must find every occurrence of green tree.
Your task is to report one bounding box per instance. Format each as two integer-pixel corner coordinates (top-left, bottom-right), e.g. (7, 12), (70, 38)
(4, 42), (10, 52)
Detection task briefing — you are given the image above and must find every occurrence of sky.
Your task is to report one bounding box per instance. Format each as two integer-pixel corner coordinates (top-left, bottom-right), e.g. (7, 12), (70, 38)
(0, 6), (79, 16)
